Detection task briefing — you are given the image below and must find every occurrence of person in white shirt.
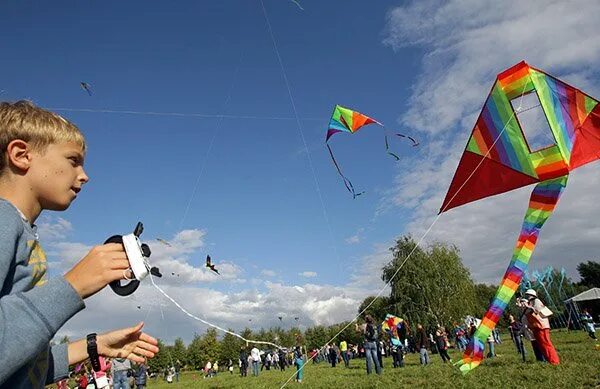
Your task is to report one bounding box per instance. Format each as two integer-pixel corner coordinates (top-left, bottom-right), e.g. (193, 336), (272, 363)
(250, 347), (261, 376)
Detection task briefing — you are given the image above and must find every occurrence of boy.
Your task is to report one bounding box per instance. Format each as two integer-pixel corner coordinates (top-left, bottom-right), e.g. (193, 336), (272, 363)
(0, 101), (159, 388)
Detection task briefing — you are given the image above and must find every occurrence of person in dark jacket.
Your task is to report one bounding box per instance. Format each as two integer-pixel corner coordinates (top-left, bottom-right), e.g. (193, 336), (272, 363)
(135, 363), (147, 389)
(416, 324), (430, 365)
(239, 347), (248, 377)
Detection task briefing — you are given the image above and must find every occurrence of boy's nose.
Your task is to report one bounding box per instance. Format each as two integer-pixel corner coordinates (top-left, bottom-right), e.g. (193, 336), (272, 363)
(79, 168), (90, 184)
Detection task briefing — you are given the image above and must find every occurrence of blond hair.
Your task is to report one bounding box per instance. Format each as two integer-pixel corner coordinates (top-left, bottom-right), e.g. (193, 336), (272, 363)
(0, 100), (86, 171)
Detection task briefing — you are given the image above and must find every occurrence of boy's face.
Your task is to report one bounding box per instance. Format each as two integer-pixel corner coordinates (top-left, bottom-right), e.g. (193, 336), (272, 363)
(30, 141), (89, 211)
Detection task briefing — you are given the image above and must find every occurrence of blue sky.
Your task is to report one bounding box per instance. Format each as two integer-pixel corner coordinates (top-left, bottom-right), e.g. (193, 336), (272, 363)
(2, 0), (419, 286)
(3, 0), (600, 341)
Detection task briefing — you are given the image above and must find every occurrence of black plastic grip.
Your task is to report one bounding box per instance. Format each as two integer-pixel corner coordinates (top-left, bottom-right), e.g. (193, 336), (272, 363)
(104, 235), (140, 296)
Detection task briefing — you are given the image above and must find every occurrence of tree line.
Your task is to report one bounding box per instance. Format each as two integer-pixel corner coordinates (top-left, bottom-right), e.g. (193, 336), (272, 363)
(147, 236), (598, 371)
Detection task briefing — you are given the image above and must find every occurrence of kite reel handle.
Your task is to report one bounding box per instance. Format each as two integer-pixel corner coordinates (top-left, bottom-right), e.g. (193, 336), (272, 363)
(105, 235), (141, 296)
(105, 222), (161, 297)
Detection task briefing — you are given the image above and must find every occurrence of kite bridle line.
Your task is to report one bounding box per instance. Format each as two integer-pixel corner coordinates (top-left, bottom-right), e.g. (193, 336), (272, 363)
(279, 82), (530, 388)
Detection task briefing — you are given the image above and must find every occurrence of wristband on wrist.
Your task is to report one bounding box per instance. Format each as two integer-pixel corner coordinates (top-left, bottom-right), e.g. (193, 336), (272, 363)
(86, 333), (101, 371)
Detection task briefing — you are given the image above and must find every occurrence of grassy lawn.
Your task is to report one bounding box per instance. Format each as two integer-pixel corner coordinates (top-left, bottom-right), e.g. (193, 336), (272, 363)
(145, 330), (599, 388)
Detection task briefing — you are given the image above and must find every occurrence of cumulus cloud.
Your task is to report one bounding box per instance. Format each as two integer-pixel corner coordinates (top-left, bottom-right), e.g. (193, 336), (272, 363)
(382, 0), (600, 283)
(384, 0), (600, 135)
(37, 216), (73, 242)
(56, 279), (368, 344)
(298, 271), (317, 278)
(261, 269), (277, 277)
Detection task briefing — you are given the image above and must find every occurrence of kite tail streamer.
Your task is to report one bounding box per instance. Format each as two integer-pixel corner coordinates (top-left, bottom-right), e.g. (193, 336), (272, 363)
(384, 132), (400, 161)
(326, 143), (363, 198)
(456, 175), (568, 374)
(558, 268), (566, 300)
(384, 128), (420, 161)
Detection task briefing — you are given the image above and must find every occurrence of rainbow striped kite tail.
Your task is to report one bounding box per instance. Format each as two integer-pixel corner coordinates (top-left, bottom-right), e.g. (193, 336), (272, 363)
(456, 337), (484, 374)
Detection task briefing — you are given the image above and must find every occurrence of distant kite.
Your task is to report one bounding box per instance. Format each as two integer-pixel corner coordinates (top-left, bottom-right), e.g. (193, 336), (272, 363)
(290, 0), (304, 11)
(206, 255), (220, 275)
(326, 105), (418, 198)
(80, 82), (93, 96)
(156, 238), (172, 247)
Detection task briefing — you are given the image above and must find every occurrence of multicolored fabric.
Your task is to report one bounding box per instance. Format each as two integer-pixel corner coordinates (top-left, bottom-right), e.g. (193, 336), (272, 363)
(381, 314), (403, 332)
(456, 175), (567, 373)
(326, 105), (417, 198)
(441, 61), (600, 213)
(443, 61), (600, 374)
(326, 105), (381, 141)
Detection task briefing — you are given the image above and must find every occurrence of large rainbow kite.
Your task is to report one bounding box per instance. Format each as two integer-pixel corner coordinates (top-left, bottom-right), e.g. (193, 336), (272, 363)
(326, 105), (418, 198)
(440, 61), (600, 373)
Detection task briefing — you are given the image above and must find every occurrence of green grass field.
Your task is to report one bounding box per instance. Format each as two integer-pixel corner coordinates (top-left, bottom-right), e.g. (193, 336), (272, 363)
(144, 330), (599, 388)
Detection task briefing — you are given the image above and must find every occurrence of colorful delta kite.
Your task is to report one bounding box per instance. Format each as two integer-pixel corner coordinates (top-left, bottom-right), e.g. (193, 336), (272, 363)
(441, 61), (600, 374)
(381, 314), (403, 332)
(326, 105), (418, 198)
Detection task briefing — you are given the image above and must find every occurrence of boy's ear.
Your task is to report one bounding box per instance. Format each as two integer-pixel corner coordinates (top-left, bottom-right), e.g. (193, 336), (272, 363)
(6, 140), (33, 171)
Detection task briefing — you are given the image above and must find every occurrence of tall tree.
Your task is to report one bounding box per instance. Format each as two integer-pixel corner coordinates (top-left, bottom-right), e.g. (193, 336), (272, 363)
(304, 325), (329, 350)
(171, 338), (187, 367)
(577, 260), (600, 288)
(382, 236), (478, 329)
(358, 295), (392, 320)
(199, 328), (220, 364)
(219, 330), (242, 363)
(148, 339), (170, 372)
(186, 334), (203, 370)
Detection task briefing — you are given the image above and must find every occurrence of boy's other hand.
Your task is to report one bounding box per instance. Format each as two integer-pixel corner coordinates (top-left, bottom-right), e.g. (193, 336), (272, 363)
(97, 322), (159, 363)
(64, 243), (131, 299)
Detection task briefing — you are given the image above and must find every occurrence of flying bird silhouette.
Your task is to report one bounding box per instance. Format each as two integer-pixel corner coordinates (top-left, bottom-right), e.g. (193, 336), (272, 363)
(206, 255), (220, 275)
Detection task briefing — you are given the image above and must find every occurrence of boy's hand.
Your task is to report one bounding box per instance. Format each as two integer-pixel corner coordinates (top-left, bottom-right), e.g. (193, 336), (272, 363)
(64, 243), (131, 299)
(97, 322), (159, 363)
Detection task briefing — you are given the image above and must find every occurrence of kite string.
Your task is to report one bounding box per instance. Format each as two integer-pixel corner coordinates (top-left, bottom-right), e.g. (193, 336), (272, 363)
(47, 107), (322, 121)
(148, 274), (284, 349)
(258, 0), (342, 269)
(178, 49), (245, 231)
(280, 83), (528, 388)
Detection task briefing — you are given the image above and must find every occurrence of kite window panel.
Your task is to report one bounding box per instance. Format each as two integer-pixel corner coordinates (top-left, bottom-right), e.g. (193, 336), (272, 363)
(511, 91), (557, 153)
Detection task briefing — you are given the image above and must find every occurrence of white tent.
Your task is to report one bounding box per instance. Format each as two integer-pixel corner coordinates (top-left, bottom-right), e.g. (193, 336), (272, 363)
(564, 288), (600, 329)
(564, 287), (600, 303)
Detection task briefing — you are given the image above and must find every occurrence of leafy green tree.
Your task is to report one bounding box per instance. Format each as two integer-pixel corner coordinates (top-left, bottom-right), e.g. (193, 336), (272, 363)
(358, 295), (393, 320)
(304, 325), (329, 350)
(577, 260), (600, 288)
(382, 236), (478, 329)
(219, 330), (242, 363)
(186, 334), (203, 370)
(199, 328), (220, 364)
(148, 339), (170, 372)
(328, 321), (362, 346)
(171, 338), (187, 368)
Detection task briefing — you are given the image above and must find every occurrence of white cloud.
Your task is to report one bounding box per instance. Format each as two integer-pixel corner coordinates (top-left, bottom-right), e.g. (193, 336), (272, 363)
(298, 271), (317, 278)
(56, 278), (368, 345)
(345, 228), (364, 244)
(382, 0), (600, 283)
(345, 235), (360, 244)
(37, 216), (72, 242)
(261, 269), (277, 277)
(385, 0), (600, 135)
